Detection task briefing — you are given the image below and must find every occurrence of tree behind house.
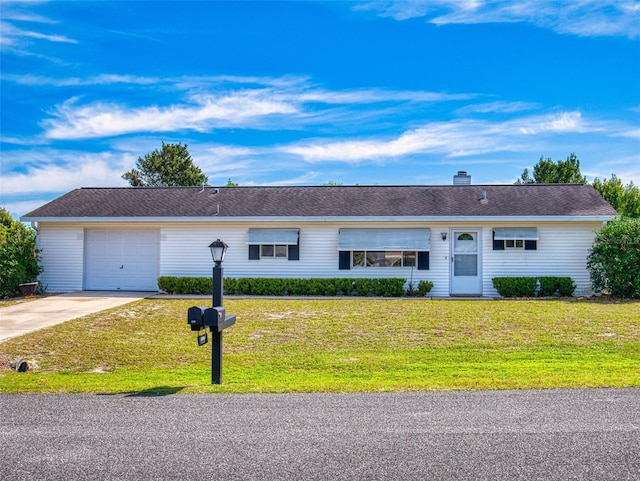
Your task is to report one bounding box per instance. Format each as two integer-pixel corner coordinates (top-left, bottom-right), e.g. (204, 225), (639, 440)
(122, 142), (208, 187)
(516, 153), (587, 184)
(592, 175), (640, 218)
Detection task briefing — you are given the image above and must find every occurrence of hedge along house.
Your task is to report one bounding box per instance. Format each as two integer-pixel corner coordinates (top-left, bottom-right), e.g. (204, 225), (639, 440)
(21, 174), (616, 297)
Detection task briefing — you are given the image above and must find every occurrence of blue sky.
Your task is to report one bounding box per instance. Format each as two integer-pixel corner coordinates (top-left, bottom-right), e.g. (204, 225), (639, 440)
(1, 0), (639, 218)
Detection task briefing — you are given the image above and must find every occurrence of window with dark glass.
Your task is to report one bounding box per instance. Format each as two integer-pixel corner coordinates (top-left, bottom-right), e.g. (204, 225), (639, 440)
(338, 228), (431, 271)
(351, 250), (416, 267)
(493, 228), (538, 251)
(247, 229), (299, 260)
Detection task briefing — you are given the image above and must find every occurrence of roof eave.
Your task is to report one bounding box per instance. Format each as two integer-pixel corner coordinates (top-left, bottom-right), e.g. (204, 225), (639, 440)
(22, 215), (616, 223)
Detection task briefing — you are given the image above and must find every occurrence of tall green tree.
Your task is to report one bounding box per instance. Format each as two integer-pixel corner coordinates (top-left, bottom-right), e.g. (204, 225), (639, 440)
(516, 153), (587, 184)
(122, 142), (208, 187)
(592, 175), (640, 218)
(587, 217), (640, 298)
(0, 208), (41, 297)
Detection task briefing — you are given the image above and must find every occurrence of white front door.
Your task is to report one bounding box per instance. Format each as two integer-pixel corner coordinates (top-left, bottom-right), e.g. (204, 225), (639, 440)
(450, 230), (482, 296)
(85, 229), (159, 291)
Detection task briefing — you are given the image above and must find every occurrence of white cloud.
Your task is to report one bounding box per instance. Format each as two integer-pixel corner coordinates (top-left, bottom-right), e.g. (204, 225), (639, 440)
(613, 127), (640, 139)
(456, 101), (539, 115)
(0, 153), (129, 195)
(517, 111), (591, 135)
(1, 73), (162, 87)
(35, 76), (477, 140)
(2, 199), (53, 220)
(260, 171), (320, 186)
(42, 93), (298, 139)
(282, 111), (597, 163)
(582, 153), (640, 186)
(0, 20), (77, 45)
(356, 0), (640, 38)
(295, 88), (474, 104)
(4, 71), (474, 106)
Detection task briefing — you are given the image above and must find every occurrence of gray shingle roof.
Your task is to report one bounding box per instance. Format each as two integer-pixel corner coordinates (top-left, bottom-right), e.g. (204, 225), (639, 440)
(22, 184), (617, 219)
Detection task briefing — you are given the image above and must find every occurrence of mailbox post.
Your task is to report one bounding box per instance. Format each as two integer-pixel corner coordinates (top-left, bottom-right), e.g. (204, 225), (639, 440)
(186, 239), (236, 385)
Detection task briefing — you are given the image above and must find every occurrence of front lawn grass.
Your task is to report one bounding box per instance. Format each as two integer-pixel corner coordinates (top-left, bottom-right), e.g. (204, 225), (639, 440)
(0, 298), (638, 394)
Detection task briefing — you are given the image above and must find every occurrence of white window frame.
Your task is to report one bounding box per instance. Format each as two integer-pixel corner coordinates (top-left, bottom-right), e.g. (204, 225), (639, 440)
(504, 239), (525, 249)
(260, 244), (289, 258)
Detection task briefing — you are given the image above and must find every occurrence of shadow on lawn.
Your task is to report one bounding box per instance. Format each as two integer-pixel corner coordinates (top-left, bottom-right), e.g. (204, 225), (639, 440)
(97, 386), (187, 397)
(125, 386), (187, 397)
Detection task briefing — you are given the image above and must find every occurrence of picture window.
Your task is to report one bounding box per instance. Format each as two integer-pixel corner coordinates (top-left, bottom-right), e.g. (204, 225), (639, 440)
(352, 250), (417, 268)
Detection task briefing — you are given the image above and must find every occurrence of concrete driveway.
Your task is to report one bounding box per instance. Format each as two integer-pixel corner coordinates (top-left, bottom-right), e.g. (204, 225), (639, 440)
(0, 291), (150, 342)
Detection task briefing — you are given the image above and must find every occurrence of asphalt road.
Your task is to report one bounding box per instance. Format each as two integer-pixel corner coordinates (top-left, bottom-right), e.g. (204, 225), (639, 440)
(1, 389), (638, 481)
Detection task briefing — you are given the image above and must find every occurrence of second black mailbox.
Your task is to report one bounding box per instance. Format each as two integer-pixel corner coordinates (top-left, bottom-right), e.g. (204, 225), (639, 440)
(203, 307), (225, 327)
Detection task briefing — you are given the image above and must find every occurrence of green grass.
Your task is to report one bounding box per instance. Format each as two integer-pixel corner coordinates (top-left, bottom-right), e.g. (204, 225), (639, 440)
(1, 298), (638, 394)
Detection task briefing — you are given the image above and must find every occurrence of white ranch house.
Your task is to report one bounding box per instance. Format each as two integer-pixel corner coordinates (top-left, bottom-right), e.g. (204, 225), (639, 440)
(22, 176), (616, 297)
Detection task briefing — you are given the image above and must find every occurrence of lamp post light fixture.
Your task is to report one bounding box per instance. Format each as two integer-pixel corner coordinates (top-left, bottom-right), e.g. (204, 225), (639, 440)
(209, 238), (228, 266)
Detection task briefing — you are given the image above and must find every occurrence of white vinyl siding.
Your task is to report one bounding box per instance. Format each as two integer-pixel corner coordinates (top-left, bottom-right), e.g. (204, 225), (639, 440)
(158, 223), (437, 286)
(160, 226), (247, 278)
(33, 220), (603, 296)
(483, 223), (599, 297)
(36, 226), (84, 292)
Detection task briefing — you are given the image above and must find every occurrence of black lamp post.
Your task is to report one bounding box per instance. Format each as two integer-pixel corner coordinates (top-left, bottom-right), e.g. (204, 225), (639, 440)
(209, 239), (228, 384)
(186, 239), (236, 384)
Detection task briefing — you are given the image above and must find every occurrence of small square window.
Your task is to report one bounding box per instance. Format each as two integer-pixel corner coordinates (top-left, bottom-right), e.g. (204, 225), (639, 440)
(505, 239), (525, 249)
(260, 244), (288, 257)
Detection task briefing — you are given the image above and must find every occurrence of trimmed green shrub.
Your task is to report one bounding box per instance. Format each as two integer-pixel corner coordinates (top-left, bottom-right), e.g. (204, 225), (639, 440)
(587, 217), (640, 298)
(158, 276), (408, 297)
(492, 277), (538, 297)
(157, 276), (212, 295)
(417, 280), (434, 296)
(0, 208), (42, 297)
(538, 276), (576, 297)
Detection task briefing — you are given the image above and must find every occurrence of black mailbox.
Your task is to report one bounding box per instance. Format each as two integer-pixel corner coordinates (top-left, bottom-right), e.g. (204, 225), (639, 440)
(203, 307), (225, 327)
(203, 306), (236, 332)
(187, 306), (207, 331)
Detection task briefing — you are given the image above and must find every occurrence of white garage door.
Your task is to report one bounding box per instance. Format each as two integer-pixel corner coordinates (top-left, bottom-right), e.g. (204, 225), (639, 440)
(85, 229), (159, 291)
